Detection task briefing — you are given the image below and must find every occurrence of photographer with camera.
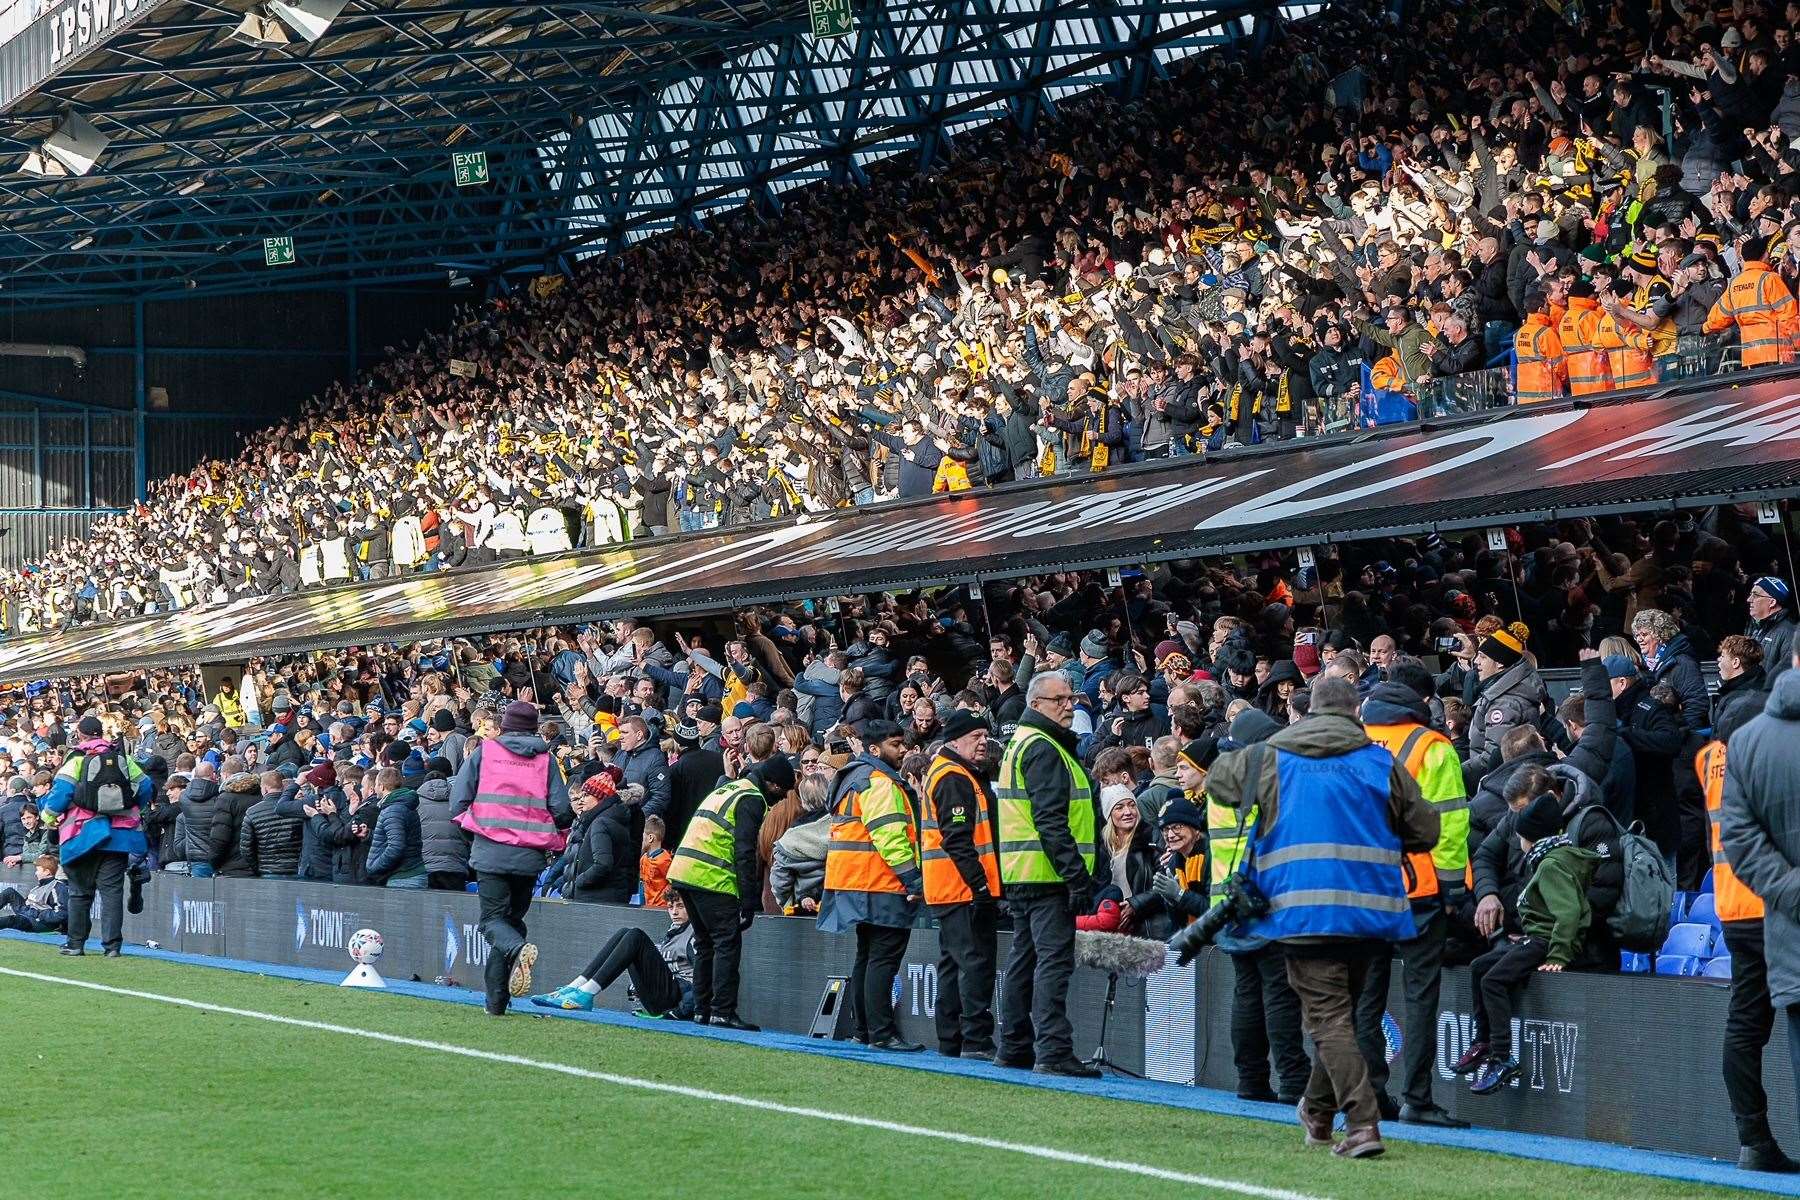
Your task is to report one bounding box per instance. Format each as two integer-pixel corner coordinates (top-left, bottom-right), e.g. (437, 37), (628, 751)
(1175, 677), (1437, 1160)
(42, 714), (155, 957)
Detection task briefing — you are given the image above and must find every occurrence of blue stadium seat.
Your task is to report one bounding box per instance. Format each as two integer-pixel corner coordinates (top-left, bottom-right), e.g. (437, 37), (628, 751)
(1687, 893), (1720, 930)
(1701, 868), (1715, 895)
(1701, 957), (1733, 979)
(1670, 891), (1692, 926)
(1620, 952), (1651, 973)
(1654, 955), (1698, 976)
(1661, 922), (1718, 960)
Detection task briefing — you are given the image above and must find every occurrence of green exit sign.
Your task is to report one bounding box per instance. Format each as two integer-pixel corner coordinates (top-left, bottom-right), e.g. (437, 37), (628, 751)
(452, 150), (490, 187)
(263, 236), (296, 267)
(809, 0), (853, 39)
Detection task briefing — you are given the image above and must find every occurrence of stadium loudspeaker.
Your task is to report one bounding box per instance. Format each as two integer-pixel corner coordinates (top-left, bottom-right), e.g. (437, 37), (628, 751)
(268, 0), (348, 41)
(229, 10), (291, 46)
(22, 112), (109, 178)
(808, 976), (852, 1039)
(341, 964), (386, 989)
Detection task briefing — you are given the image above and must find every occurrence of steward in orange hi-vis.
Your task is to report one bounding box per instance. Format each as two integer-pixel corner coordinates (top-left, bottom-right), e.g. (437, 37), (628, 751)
(1700, 739), (1765, 923)
(1594, 282), (1656, 390)
(1704, 238), (1799, 369)
(1513, 301), (1566, 404)
(816, 722), (924, 1048)
(921, 712), (1002, 1057)
(1558, 284), (1612, 395)
(1700, 688), (1798, 1173)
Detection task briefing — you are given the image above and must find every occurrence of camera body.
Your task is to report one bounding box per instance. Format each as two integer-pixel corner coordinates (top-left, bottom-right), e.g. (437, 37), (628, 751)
(1172, 871), (1269, 963)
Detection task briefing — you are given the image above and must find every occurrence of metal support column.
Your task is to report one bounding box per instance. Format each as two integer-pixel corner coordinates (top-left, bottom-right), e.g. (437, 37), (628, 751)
(133, 298), (148, 502)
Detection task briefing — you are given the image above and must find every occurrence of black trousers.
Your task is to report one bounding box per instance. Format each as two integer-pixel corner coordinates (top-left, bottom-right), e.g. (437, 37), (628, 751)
(475, 872), (535, 1008)
(583, 927), (686, 1016)
(1355, 912), (1448, 1109)
(0, 886), (57, 932)
(1723, 920), (1777, 1127)
(934, 901), (998, 1055)
(849, 923), (911, 1043)
(65, 850), (127, 954)
(428, 871), (469, 892)
(677, 884), (744, 1019)
(998, 889), (1076, 1065)
(1231, 944), (1311, 1098)
(1469, 935), (1549, 1057)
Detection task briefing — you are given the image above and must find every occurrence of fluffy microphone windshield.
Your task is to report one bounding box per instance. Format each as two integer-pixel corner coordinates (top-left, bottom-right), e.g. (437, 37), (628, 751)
(1075, 930), (1172, 978)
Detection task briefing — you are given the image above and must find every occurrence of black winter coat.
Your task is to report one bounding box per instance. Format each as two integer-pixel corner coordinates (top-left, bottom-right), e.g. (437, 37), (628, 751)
(239, 791), (304, 878)
(176, 777), (223, 866)
(296, 785), (344, 881)
(562, 797), (640, 903)
(366, 789), (426, 883)
(213, 777), (261, 877)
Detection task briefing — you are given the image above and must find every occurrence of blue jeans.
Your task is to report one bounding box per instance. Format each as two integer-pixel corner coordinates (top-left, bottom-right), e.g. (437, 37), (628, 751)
(678, 510), (705, 533)
(853, 487), (876, 506)
(190, 864), (215, 879)
(386, 875), (428, 890)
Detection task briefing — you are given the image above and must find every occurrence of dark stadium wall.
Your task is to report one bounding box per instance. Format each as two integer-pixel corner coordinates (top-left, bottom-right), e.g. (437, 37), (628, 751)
(0, 285), (457, 566)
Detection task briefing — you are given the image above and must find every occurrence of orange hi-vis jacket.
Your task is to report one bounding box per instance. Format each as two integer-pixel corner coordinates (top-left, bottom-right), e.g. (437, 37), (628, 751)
(1514, 312), (1567, 403)
(1698, 739), (1765, 922)
(823, 757), (922, 897)
(1594, 308), (1655, 389)
(920, 753), (1002, 905)
(1704, 260), (1799, 368)
(1558, 296), (1612, 394)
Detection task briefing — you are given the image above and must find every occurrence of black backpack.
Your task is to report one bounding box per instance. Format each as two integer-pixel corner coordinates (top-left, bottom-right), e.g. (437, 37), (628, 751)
(1565, 805), (1673, 953)
(77, 746), (135, 816)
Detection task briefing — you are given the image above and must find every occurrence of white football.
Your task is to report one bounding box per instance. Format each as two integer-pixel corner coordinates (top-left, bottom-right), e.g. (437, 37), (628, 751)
(347, 928), (384, 965)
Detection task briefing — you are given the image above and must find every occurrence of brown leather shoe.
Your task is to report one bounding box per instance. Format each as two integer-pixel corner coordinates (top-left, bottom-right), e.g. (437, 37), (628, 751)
(1297, 1101), (1335, 1148)
(1333, 1123), (1386, 1159)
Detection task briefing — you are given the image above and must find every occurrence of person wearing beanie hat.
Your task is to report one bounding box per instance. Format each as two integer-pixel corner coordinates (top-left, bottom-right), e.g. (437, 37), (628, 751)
(921, 708), (1000, 1057)
(1468, 627), (1545, 758)
(43, 711), (153, 956)
(1465, 792), (1601, 1098)
(1170, 728), (1307, 1102)
(500, 701), (540, 735)
(559, 769), (637, 905)
(367, 758), (428, 889)
(426, 706), (469, 774)
(818, 718), (925, 1050)
(451, 696), (573, 1015)
(1747, 576), (1797, 684)
(669, 743), (792, 1031)
(1356, 679), (1471, 1128)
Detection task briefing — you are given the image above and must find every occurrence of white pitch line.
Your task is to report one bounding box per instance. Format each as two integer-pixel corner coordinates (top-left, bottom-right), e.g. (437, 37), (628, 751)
(0, 963), (1328, 1200)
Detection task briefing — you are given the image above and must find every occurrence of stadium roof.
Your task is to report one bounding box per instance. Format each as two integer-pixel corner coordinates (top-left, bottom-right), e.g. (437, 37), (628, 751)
(4, 377), (1800, 681)
(0, 0), (1320, 303)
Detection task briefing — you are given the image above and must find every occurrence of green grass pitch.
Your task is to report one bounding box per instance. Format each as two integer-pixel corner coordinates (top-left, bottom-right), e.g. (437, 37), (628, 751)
(0, 938), (1747, 1200)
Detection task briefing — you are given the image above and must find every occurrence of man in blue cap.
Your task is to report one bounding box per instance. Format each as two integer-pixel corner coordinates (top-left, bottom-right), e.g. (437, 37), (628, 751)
(1747, 577), (1796, 684)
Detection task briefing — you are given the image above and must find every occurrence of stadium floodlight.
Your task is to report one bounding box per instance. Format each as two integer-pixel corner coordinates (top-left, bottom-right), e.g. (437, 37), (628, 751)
(70, 235), (94, 250)
(267, 0), (349, 41)
(178, 178), (207, 195)
(19, 111), (109, 177)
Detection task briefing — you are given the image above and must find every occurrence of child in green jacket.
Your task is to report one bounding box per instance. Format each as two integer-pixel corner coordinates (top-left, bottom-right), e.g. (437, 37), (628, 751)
(1458, 794), (1601, 1095)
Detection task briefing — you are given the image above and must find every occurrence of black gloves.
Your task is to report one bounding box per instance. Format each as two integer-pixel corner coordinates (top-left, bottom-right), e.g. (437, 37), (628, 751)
(738, 909), (757, 932)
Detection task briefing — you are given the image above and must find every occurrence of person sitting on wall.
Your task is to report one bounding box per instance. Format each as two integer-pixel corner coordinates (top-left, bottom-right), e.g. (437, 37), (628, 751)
(0, 854), (68, 933)
(527, 890), (696, 1018)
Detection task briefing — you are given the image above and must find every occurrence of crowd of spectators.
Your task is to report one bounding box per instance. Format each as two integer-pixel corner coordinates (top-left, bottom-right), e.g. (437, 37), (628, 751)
(7, 0), (1800, 634)
(1, 509), (1789, 913)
